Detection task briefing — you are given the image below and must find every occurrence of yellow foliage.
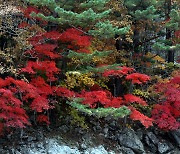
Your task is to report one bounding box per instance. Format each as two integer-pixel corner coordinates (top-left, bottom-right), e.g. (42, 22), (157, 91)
(68, 57), (82, 66)
(154, 64), (166, 70)
(95, 77), (109, 90)
(153, 56), (165, 63)
(90, 38), (116, 51)
(92, 56), (106, 64)
(106, 0), (133, 43)
(62, 72), (109, 90)
(146, 52), (165, 63)
(133, 89), (150, 98)
(151, 75), (169, 83)
(64, 71), (95, 89)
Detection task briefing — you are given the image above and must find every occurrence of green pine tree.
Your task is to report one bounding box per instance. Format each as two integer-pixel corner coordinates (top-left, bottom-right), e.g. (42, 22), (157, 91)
(26, 0), (129, 39)
(123, 0), (179, 63)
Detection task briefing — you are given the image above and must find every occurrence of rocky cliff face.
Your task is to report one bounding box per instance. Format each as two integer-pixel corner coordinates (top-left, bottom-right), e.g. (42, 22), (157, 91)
(0, 118), (179, 154)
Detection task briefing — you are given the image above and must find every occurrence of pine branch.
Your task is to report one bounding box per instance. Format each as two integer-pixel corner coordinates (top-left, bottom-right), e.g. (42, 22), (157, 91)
(67, 98), (130, 118)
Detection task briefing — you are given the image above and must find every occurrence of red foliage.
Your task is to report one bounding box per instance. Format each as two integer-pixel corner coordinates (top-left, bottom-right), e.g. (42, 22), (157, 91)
(79, 91), (147, 107)
(39, 28), (92, 53)
(23, 6), (39, 18)
(102, 67), (150, 85)
(152, 75), (180, 130)
(124, 94), (147, 106)
(30, 96), (50, 112)
(130, 107), (153, 128)
(41, 31), (62, 40)
(174, 30), (180, 38)
(37, 115), (50, 125)
(30, 77), (53, 95)
(90, 84), (102, 91)
(108, 97), (123, 108)
(18, 22), (30, 28)
(0, 77), (37, 99)
(52, 87), (75, 98)
(170, 76), (180, 84)
(0, 88), (30, 129)
(79, 90), (111, 108)
(59, 28), (91, 53)
(33, 44), (61, 59)
(103, 66), (135, 77)
(0, 77), (53, 113)
(0, 75), (55, 133)
(152, 104), (180, 130)
(126, 73), (150, 84)
(21, 61), (60, 81)
(28, 33), (45, 46)
(21, 6), (48, 26)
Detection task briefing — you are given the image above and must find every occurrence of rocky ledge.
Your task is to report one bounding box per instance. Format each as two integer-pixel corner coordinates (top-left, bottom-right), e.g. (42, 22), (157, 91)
(0, 117), (180, 154)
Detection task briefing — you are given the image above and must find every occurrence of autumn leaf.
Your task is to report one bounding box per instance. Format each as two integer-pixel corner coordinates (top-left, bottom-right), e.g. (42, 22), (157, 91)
(130, 107), (153, 128)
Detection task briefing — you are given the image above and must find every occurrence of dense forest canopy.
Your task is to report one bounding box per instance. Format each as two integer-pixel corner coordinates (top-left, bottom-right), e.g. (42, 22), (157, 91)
(0, 0), (179, 135)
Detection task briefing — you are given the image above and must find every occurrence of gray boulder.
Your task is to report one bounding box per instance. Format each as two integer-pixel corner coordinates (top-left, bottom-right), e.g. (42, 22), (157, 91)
(117, 128), (145, 154)
(170, 129), (180, 147)
(120, 147), (135, 154)
(158, 141), (173, 154)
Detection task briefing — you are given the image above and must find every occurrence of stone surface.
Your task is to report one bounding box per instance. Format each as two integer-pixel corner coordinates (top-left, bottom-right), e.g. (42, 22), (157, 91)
(58, 125), (69, 133)
(166, 149), (180, 154)
(144, 135), (157, 153)
(84, 145), (115, 154)
(46, 140), (80, 154)
(117, 128), (145, 154)
(93, 124), (102, 132)
(36, 131), (44, 141)
(136, 129), (144, 141)
(3, 137), (118, 154)
(80, 143), (87, 150)
(120, 147), (135, 154)
(103, 127), (109, 136)
(0, 123), (180, 154)
(147, 132), (159, 145)
(27, 136), (37, 142)
(144, 131), (159, 153)
(158, 141), (172, 154)
(170, 129), (180, 147)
